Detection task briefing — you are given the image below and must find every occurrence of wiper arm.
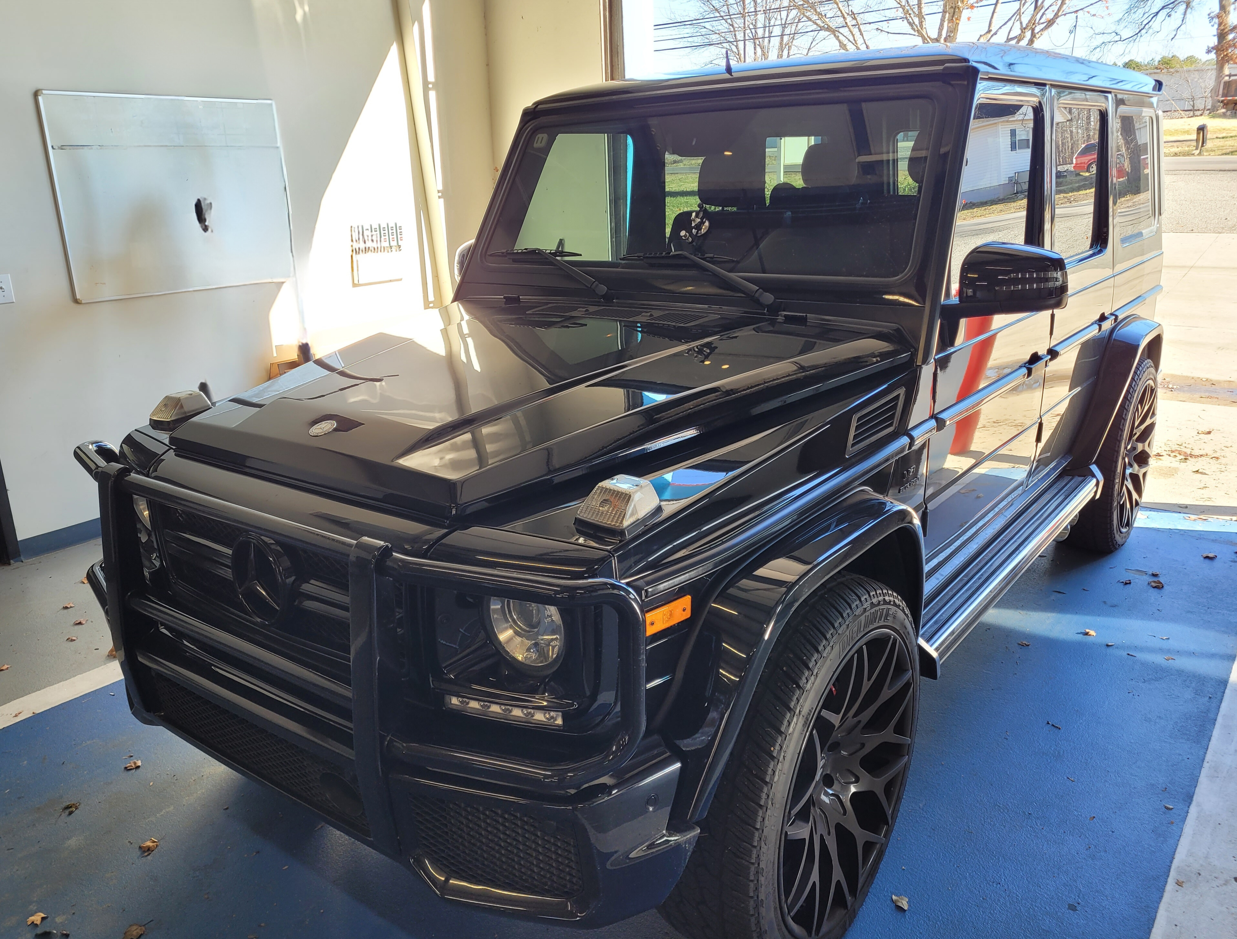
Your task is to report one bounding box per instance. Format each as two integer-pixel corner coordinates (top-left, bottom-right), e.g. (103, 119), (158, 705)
(622, 251), (776, 310)
(489, 247), (611, 300)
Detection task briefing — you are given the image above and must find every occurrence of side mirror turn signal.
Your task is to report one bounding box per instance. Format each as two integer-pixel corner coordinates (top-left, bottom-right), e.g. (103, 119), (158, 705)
(943, 242), (1068, 318)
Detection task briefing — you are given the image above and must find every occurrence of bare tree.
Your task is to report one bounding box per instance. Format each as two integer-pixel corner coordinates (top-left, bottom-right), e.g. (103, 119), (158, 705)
(681, 0), (827, 63)
(1103, 0), (1234, 104)
(1215, 0), (1235, 100)
(790, 0), (1104, 49)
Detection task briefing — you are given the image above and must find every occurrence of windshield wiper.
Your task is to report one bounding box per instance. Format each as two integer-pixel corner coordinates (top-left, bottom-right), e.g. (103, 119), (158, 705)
(621, 251), (776, 310)
(489, 247), (611, 300)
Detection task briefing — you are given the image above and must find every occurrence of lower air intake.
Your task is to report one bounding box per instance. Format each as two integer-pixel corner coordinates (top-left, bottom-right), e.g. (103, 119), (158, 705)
(150, 672), (370, 837)
(410, 793), (584, 899)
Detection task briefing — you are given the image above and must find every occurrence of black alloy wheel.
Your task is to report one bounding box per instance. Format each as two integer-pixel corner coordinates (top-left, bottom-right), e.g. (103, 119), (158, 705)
(660, 574), (918, 939)
(1071, 356), (1158, 553)
(1116, 376), (1157, 536)
(779, 630), (914, 938)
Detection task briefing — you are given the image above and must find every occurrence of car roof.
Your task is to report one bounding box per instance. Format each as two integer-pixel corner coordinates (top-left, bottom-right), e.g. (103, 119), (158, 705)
(533, 42), (1160, 111)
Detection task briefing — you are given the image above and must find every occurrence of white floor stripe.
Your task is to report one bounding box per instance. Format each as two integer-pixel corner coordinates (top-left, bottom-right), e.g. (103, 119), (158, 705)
(1138, 510), (1237, 533)
(0, 662), (122, 730)
(1150, 650), (1237, 938)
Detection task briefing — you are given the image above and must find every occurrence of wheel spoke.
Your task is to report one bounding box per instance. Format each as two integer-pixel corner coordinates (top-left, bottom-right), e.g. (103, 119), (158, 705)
(780, 628), (916, 938)
(784, 814), (818, 916)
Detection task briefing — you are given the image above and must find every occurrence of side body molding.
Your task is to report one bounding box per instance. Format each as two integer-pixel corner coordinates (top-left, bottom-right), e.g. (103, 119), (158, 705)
(668, 491), (923, 823)
(1068, 308), (1163, 471)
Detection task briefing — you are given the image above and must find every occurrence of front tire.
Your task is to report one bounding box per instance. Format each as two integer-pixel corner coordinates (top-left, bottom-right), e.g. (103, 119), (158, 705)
(660, 574), (918, 939)
(1069, 357), (1157, 553)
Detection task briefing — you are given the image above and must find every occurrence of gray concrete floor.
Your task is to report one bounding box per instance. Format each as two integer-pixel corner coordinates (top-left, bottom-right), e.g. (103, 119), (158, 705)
(0, 538), (111, 707)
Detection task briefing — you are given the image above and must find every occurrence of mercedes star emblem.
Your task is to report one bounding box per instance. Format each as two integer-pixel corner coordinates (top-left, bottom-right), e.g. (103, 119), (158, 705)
(230, 534), (295, 624)
(309, 419), (337, 437)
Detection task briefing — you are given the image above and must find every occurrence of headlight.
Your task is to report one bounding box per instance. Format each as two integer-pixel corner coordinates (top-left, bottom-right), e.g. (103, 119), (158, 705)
(483, 597), (565, 677)
(132, 496), (160, 574)
(133, 496), (152, 531)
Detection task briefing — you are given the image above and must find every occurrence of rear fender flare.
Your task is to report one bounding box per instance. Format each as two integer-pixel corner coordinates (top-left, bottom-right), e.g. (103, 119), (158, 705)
(672, 490), (923, 822)
(1068, 314), (1163, 472)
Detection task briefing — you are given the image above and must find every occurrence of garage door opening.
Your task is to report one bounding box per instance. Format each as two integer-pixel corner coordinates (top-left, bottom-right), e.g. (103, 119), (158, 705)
(0, 458), (17, 564)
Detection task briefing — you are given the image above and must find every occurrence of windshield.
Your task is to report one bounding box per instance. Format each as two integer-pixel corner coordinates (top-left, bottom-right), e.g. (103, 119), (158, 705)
(484, 92), (937, 283)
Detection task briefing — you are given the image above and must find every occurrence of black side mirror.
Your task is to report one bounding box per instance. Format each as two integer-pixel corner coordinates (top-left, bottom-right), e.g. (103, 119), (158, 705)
(943, 242), (1068, 318)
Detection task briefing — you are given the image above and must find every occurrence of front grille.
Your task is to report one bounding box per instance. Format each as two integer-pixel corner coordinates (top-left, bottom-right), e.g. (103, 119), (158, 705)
(410, 793), (584, 899)
(151, 671), (370, 836)
(155, 505), (352, 667)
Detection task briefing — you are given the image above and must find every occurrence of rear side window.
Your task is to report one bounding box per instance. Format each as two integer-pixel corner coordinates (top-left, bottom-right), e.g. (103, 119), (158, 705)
(1053, 104), (1104, 259)
(1115, 112), (1155, 246)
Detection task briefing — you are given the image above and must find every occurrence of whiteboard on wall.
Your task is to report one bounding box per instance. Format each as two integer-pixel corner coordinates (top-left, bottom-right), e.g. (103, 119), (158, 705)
(36, 91), (295, 303)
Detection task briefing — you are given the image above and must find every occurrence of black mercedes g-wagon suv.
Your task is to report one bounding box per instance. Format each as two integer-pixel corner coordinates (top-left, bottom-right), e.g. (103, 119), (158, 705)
(76, 44), (1163, 939)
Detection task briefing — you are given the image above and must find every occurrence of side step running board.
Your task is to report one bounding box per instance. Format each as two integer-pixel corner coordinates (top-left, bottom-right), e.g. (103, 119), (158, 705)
(917, 468), (1101, 680)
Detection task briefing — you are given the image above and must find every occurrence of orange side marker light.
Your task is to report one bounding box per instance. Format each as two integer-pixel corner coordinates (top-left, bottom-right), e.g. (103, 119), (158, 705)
(646, 596), (691, 637)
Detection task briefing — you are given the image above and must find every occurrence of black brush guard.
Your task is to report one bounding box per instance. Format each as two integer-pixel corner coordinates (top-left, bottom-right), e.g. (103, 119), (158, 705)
(74, 442), (693, 924)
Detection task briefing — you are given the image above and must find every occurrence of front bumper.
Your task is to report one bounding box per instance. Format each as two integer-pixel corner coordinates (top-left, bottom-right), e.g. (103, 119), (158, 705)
(77, 443), (696, 925)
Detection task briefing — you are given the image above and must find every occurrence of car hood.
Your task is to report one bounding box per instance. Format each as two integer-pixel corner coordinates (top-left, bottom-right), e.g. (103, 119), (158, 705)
(170, 300), (911, 524)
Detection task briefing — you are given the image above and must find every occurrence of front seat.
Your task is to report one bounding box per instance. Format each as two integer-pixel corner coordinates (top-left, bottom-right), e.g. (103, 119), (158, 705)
(668, 150), (768, 256)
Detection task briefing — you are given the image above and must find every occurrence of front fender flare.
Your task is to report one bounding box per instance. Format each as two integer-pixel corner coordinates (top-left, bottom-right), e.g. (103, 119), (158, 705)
(671, 490), (923, 822)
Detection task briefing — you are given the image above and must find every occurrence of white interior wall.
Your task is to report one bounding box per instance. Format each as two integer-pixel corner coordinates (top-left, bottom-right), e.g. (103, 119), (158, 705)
(0, 0), (401, 545)
(0, 0), (609, 548)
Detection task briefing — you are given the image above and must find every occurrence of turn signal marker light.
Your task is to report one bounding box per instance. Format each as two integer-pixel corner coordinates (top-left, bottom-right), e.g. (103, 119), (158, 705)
(646, 596), (691, 636)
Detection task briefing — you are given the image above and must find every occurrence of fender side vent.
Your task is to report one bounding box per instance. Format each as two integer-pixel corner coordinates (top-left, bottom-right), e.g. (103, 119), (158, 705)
(846, 389), (905, 456)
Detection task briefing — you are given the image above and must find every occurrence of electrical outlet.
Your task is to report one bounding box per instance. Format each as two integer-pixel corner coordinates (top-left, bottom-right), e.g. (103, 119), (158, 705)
(0, 274), (13, 304)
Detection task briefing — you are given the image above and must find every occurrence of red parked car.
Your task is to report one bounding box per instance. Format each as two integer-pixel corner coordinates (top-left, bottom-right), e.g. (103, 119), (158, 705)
(1073, 140), (1098, 173)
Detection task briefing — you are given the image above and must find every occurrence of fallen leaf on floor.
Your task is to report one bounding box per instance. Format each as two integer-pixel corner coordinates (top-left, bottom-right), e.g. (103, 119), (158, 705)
(60, 802), (80, 817)
(12, 711), (22, 717)
(124, 760), (141, 771)
(121, 926), (146, 939)
(1203, 553), (1217, 560)
(1149, 580), (1164, 589)
(107, 647), (116, 658)
(1197, 430), (1212, 435)
(66, 637), (77, 643)
(1120, 579), (1132, 585)
(1018, 640), (1031, 647)
(28, 913), (47, 926)
(1176, 879), (1185, 886)
(1084, 629), (1096, 637)
(73, 618), (86, 626)
(891, 895), (909, 911)
(62, 602), (74, 609)
(1128, 653), (1137, 657)
(139, 837), (158, 857)
(1106, 642), (1116, 647)
(1166, 656), (1175, 661)
(80, 577), (88, 584)
(1047, 721), (1062, 730)
(0, 664), (8, 671)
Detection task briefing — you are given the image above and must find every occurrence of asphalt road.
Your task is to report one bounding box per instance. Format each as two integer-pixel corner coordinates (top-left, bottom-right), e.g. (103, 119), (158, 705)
(1163, 157), (1237, 234)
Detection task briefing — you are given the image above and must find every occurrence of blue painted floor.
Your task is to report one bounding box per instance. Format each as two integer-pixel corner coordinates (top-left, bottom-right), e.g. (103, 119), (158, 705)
(2, 523), (1235, 939)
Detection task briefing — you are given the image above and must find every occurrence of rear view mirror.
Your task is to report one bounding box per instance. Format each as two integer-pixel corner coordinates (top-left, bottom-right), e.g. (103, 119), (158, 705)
(944, 242), (1068, 318)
